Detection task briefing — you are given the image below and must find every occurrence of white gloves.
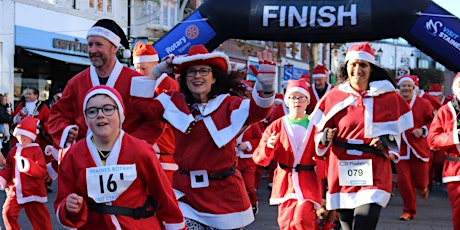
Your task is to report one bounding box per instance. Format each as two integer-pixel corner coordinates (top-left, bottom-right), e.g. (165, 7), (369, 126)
(249, 60), (276, 93)
(152, 54), (175, 78)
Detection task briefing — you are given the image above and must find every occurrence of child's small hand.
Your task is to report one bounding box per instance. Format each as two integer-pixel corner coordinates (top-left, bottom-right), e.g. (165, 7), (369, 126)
(267, 133), (279, 149)
(66, 193), (84, 214)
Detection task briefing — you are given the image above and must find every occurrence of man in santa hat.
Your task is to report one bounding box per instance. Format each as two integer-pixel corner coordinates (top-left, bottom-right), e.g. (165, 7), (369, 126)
(132, 41), (180, 183)
(428, 72), (460, 230)
(396, 75), (434, 221)
(399, 74), (442, 112)
(306, 64), (333, 115)
(48, 19), (164, 151)
(429, 83), (452, 105)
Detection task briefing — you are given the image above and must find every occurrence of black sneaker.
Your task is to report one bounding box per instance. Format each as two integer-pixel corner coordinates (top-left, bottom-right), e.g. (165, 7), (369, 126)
(252, 202), (259, 215)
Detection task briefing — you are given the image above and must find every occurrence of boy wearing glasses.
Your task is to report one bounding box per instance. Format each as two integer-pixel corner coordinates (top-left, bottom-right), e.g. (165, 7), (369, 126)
(54, 85), (185, 229)
(253, 79), (322, 229)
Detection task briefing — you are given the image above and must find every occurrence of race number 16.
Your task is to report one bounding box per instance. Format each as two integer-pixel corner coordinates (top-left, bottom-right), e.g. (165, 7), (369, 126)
(99, 173), (124, 193)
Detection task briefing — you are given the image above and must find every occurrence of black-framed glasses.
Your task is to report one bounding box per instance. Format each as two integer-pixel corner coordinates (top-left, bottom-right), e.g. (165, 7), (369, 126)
(288, 96), (308, 101)
(186, 68), (212, 77)
(85, 104), (118, 118)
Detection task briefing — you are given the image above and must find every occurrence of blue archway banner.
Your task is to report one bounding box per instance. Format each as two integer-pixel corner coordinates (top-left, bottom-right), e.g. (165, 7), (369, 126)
(153, 0), (460, 72)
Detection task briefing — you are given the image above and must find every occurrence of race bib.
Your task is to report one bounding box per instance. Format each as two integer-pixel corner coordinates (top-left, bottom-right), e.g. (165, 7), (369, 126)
(338, 159), (373, 186)
(86, 164), (137, 203)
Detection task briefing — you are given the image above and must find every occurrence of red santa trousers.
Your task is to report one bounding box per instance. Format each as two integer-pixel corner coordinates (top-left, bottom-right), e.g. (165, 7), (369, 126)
(446, 181), (460, 230)
(2, 194), (51, 230)
(395, 157), (429, 216)
(238, 158), (258, 205)
(277, 199), (318, 230)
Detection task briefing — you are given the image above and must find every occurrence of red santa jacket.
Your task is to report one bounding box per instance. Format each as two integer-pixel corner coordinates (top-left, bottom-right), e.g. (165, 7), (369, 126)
(307, 83), (334, 115)
(254, 116), (322, 208)
(55, 131), (185, 229)
(236, 124), (262, 159)
(419, 90), (442, 111)
(0, 143), (47, 204)
(428, 101), (460, 183)
(48, 61), (164, 148)
(399, 94), (434, 161)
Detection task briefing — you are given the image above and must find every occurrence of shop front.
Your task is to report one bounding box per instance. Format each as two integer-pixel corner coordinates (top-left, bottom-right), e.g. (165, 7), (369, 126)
(14, 26), (90, 103)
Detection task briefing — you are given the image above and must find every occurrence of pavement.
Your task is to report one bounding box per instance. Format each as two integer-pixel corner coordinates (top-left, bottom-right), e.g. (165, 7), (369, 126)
(0, 176), (454, 229)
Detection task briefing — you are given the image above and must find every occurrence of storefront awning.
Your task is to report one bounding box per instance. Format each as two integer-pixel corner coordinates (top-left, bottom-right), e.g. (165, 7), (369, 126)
(25, 49), (91, 66)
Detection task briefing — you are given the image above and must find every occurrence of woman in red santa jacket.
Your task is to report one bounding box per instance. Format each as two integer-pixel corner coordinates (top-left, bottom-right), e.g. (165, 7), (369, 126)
(54, 85), (185, 229)
(309, 42), (413, 230)
(130, 45), (276, 229)
(395, 75), (434, 221)
(427, 72), (460, 230)
(254, 78), (322, 230)
(0, 116), (51, 230)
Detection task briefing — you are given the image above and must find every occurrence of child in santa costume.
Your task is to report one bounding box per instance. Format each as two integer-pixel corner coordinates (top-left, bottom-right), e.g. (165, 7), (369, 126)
(428, 72), (460, 230)
(254, 78), (322, 230)
(0, 116), (52, 230)
(310, 42), (413, 230)
(395, 75), (434, 221)
(54, 85), (185, 229)
(133, 41), (179, 183)
(130, 45), (275, 229)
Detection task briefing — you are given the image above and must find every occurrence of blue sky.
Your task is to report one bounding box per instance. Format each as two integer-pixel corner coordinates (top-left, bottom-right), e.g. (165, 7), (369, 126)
(433, 0), (460, 17)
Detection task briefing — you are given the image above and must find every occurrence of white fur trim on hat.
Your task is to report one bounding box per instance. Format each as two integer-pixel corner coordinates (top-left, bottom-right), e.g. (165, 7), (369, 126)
(312, 73), (327, 78)
(13, 128), (37, 141)
(345, 51), (375, 64)
(397, 76), (415, 86)
(172, 51), (231, 73)
(87, 26), (121, 48)
(284, 87), (310, 105)
(83, 88), (125, 125)
(133, 55), (159, 64)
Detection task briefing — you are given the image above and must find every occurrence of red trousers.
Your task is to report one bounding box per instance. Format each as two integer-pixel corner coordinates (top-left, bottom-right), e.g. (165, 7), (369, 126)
(395, 157), (429, 216)
(238, 158), (258, 205)
(278, 199), (318, 230)
(446, 181), (460, 230)
(2, 193), (52, 230)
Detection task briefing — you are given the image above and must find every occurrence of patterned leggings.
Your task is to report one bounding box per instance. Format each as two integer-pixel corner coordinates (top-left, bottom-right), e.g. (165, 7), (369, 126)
(185, 218), (243, 230)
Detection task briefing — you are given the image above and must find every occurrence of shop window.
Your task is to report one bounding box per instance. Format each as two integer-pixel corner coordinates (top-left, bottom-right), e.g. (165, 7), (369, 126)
(138, 0), (179, 30)
(89, 0), (112, 13)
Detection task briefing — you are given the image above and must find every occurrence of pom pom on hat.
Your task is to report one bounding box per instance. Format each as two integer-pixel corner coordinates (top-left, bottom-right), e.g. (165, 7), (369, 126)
(284, 79), (311, 105)
(345, 42), (375, 64)
(172, 45), (230, 74)
(133, 41), (159, 64)
(275, 93), (284, 104)
(312, 64), (329, 79)
(241, 80), (254, 90)
(13, 116), (40, 141)
(397, 74), (419, 87)
(300, 74), (311, 87)
(429, 83), (442, 96)
(83, 85), (126, 126)
(87, 19), (131, 58)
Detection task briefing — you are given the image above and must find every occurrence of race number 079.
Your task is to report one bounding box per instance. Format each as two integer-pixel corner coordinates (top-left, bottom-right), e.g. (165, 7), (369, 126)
(347, 169), (364, 177)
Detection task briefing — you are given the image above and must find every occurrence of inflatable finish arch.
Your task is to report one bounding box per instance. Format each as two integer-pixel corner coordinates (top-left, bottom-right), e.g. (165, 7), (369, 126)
(154, 0), (460, 72)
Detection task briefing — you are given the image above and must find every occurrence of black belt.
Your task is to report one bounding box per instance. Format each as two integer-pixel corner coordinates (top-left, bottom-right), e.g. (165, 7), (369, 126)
(179, 168), (236, 180)
(278, 163), (315, 172)
(87, 196), (157, 219)
(156, 152), (171, 155)
(446, 155), (460, 162)
(333, 139), (386, 158)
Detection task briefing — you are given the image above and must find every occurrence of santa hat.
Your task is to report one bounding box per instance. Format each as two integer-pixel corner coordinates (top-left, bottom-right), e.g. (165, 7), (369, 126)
(172, 45), (230, 74)
(452, 72), (460, 95)
(83, 85), (125, 126)
(397, 74), (419, 87)
(241, 80), (254, 90)
(87, 19), (131, 58)
(133, 41), (159, 64)
(345, 42), (375, 64)
(275, 93), (284, 104)
(284, 79), (311, 105)
(312, 64), (329, 79)
(13, 116), (40, 141)
(428, 83), (443, 96)
(300, 74), (311, 87)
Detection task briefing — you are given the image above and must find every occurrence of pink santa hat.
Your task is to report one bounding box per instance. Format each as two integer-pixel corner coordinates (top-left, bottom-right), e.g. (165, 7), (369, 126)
(284, 79), (311, 105)
(83, 85), (126, 127)
(345, 42), (375, 64)
(452, 72), (460, 95)
(13, 116), (40, 141)
(133, 41), (159, 64)
(312, 64), (329, 79)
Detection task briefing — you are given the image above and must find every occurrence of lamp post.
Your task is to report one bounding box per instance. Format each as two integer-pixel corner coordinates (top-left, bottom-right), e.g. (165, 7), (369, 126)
(376, 48), (383, 66)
